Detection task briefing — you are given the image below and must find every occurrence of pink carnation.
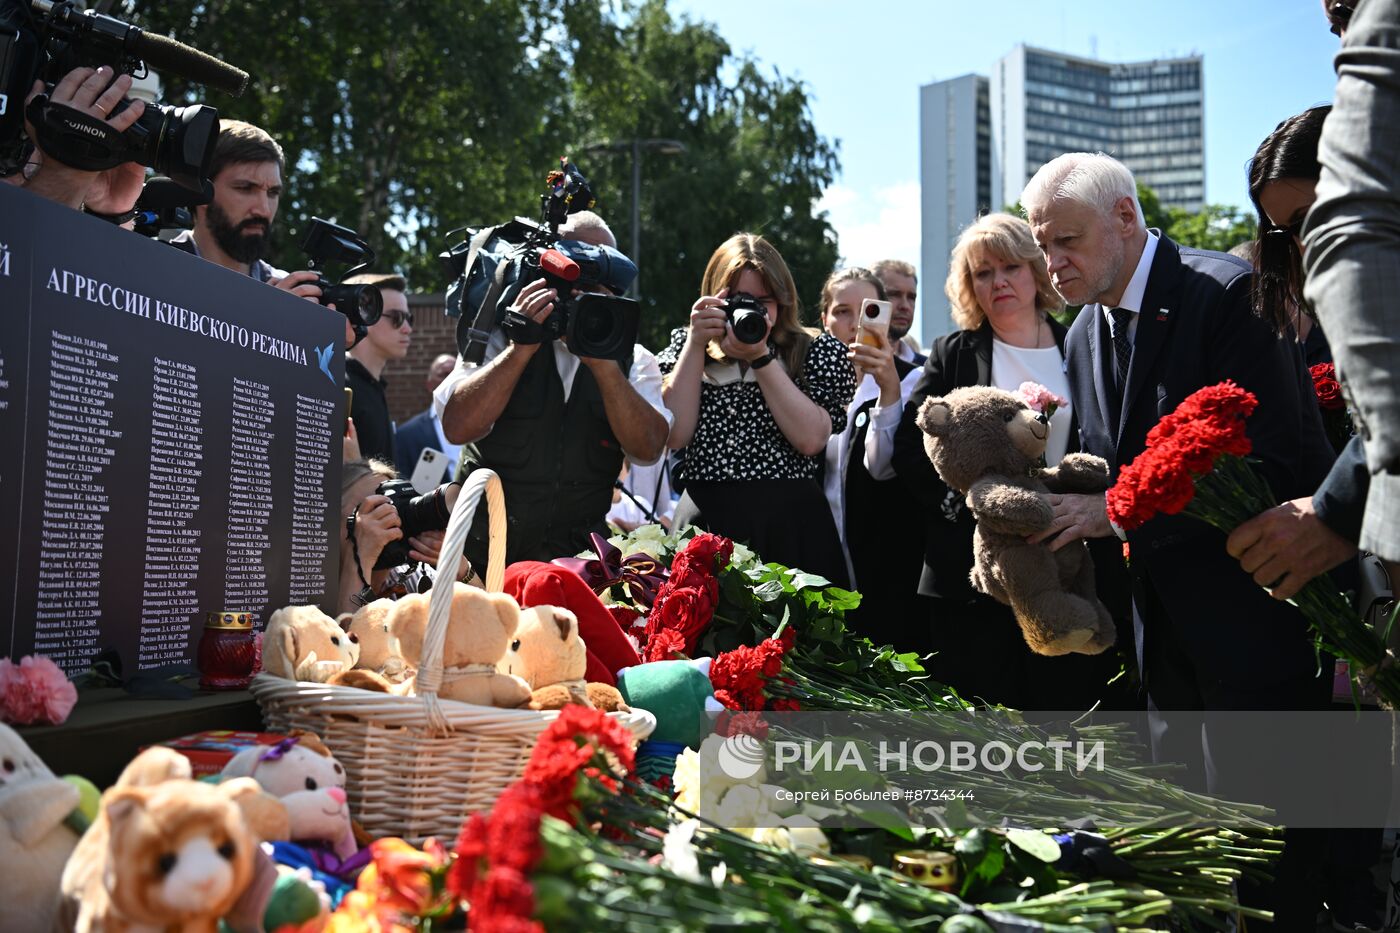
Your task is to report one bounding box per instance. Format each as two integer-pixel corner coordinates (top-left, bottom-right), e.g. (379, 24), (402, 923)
(1017, 381), (1067, 416)
(0, 655), (78, 725)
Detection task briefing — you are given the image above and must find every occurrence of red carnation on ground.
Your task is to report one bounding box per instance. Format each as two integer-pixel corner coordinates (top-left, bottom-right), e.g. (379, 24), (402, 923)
(709, 634), (795, 712)
(644, 627), (687, 662)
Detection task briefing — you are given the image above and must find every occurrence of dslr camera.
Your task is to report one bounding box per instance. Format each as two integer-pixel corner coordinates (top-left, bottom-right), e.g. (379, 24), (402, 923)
(440, 157), (641, 364)
(301, 217), (384, 341)
(0, 0), (249, 192)
(372, 478), (453, 570)
(722, 292), (770, 345)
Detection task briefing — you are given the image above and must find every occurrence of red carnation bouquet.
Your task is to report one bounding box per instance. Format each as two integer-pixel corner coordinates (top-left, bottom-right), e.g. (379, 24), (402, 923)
(1310, 362), (1354, 453)
(1106, 381), (1399, 707)
(447, 706), (636, 932)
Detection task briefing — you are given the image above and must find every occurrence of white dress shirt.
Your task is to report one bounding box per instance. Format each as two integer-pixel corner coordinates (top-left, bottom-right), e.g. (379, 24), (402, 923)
(1095, 231), (1160, 345)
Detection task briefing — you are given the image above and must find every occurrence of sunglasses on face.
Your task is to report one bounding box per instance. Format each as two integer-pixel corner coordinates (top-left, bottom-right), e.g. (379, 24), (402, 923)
(384, 309), (414, 329)
(1329, 1), (1356, 37)
(1265, 219), (1306, 240)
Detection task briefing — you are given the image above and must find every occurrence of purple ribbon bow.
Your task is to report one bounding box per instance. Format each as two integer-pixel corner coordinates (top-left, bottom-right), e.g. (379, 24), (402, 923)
(553, 533), (669, 609)
(258, 736), (300, 764)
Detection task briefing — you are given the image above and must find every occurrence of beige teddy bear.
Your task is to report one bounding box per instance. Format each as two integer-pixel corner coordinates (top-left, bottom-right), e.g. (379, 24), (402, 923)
(344, 599), (409, 679)
(498, 606), (630, 712)
(916, 386), (1115, 656)
(262, 605), (360, 683)
(390, 584), (532, 708)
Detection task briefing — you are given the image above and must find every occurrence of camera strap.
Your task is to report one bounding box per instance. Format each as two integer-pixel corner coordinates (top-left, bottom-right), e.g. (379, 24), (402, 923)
(26, 96), (129, 172)
(460, 224), (508, 365)
(500, 309), (547, 345)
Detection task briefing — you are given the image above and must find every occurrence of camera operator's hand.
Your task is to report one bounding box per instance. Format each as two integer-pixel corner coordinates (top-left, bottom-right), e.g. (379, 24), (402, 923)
(502, 278), (558, 351)
(22, 69), (146, 211)
(270, 270), (325, 303)
(687, 289), (730, 349)
(351, 493), (403, 576)
(849, 334), (900, 406)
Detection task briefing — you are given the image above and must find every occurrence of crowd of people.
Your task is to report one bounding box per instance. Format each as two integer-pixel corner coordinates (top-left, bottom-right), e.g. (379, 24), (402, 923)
(9, 0), (1400, 928)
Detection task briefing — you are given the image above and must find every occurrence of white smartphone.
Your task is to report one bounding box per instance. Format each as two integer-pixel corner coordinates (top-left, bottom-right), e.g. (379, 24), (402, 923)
(409, 448), (450, 495)
(857, 299), (892, 348)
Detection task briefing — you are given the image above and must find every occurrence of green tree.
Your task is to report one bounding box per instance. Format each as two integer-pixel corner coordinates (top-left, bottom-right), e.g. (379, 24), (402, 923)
(121, 0), (841, 351)
(1163, 204), (1257, 253)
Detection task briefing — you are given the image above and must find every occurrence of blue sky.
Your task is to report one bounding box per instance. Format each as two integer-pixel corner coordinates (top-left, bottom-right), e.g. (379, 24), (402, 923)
(671, 0), (1340, 325)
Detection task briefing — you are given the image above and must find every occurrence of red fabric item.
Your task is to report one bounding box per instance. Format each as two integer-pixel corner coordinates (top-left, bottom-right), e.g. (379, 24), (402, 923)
(503, 562), (642, 684)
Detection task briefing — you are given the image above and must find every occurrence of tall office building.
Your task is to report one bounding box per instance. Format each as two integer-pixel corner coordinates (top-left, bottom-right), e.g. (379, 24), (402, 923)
(919, 74), (992, 341)
(920, 45), (1203, 345)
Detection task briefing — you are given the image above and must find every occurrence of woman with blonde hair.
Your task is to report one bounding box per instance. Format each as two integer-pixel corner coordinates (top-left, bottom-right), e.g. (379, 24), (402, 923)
(659, 233), (856, 583)
(890, 213), (1130, 709)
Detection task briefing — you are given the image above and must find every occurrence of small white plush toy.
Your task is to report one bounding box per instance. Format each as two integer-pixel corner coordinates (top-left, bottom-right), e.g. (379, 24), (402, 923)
(0, 722), (82, 931)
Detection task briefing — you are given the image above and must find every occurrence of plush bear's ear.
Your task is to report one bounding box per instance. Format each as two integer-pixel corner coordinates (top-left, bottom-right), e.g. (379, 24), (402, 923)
(388, 595), (430, 664)
(551, 608), (576, 641)
(489, 592), (522, 636)
(916, 398), (953, 437)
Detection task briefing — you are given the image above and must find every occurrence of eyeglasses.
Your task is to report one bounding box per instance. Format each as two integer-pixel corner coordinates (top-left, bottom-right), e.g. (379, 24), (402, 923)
(384, 308), (414, 329)
(1329, 0), (1356, 37)
(1265, 219), (1306, 240)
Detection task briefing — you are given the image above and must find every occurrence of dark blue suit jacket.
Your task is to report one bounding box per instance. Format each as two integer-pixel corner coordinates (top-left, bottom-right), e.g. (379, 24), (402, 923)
(1066, 235), (1334, 689)
(393, 408), (440, 479)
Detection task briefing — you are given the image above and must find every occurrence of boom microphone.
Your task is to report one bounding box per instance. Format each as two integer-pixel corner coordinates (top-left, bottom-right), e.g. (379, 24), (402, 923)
(129, 30), (248, 98)
(29, 0), (249, 97)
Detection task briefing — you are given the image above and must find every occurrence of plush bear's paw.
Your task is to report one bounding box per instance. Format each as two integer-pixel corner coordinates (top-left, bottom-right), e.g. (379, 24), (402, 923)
(586, 683), (629, 713)
(526, 685), (578, 711)
(328, 669), (393, 693)
(1033, 626), (1098, 657)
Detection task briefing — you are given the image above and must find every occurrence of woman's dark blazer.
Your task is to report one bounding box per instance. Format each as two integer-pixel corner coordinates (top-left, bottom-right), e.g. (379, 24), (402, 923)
(890, 317), (1081, 602)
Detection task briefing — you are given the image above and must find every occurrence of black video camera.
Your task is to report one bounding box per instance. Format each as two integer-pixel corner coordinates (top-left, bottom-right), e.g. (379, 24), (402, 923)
(301, 217), (384, 341)
(0, 0), (249, 192)
(131, 174), (208, 238)
(440, 157), (641, 364)
(722, 292), (770, 345)
(373, 478), (453, 570)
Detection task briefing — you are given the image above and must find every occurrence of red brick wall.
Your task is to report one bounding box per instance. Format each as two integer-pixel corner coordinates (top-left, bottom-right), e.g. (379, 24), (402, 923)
(382, 293), (455, 425)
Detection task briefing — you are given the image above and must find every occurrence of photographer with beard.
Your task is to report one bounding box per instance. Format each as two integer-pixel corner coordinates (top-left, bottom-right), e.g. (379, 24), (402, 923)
(167, 120), (353, 343)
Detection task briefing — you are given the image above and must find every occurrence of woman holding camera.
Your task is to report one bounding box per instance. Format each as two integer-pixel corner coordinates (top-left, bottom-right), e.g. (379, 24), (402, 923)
(338, 459), (470, 614)
(659, 233), (856, 585)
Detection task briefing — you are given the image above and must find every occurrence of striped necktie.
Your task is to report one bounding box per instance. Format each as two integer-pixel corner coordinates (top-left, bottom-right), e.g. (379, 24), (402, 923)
(1109, 307), (1133, 389)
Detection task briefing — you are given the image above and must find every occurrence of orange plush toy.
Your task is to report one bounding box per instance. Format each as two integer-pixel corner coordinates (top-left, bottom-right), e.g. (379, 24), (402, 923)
(504, 562), (642, 684)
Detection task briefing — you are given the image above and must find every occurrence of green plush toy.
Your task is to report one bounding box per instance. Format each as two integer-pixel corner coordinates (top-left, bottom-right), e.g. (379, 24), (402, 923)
(263, 868), (326, 930)
(61, 775), (100, 835)
(617, 659), (724, 783)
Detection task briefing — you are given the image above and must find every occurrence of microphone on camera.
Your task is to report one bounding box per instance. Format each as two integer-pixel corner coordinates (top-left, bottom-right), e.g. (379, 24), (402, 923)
(129, 30), (250, 97)
(540, 248), (580, 282)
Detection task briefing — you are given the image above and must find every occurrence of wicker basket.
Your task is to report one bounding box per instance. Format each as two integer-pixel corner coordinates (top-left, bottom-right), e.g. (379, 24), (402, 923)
(251, 468), (656, 843)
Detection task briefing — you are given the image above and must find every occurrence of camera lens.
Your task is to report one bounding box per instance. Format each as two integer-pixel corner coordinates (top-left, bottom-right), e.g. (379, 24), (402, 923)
(730, 307), (769, 345)
(354, 284), (383, 327)
(321, 282), (382, 328)
(865, 304), (879, 319)
(116, 100), (219, 194)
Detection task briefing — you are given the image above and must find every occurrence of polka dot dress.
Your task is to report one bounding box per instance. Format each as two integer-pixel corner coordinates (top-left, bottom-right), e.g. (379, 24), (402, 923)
(657, 328), (856, 481)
